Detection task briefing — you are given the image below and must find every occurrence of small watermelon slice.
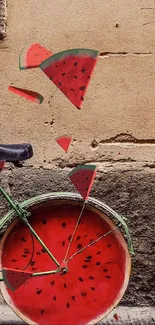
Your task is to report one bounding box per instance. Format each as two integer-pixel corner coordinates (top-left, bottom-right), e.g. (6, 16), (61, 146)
(2, 268), (32, 292)
(56, 135), (72, 152)
(40, 48), (99, 109)
(19, 43), (53, 70)
(114, 313), (119, 321)
(0, 161), (5, 171)
(68, 164), (97, 200)
(8, 86), (44, 104)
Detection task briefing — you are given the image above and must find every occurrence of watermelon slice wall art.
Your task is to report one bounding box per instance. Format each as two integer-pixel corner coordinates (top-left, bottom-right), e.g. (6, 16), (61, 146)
(40, 48), (99, 109)
(56, 136), (72, 153)
(8, 86), (44, 104)
(2, 268), (32, 292)
(0, 161), (5, 171)
(19, 43), (53, 70)
(69, 164), (97, 200)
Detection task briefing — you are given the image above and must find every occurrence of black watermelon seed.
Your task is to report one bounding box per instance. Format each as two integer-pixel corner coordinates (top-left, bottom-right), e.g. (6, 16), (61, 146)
(77, 244), (82, 249)
(58, 82), (62, 86)
(103, 269), (108, 272)
(78, 277), (83, 282)
(31, 261), (36, 266)
(66, 302), (70, 308)
(42, 219), (46, 225)
(72, 296), (75, 300)
(96, 262), (100, 266)
(89, 276), (94, 280)
(41, 249), (46, 253)
(86, 187), (88, 190)
(50, 77), (53, 80)
(80, 86), (86, 91)
(74, 75), (78, 79)
(70, 88), (74, 91)
(87, 256), (92, 260)
(81, 96), (84, 101)
(76, 236), (81, 240)
(90, 239), (93, 242)
(84, 259), (90, 263)
(22, 255), (27, 258)
(62, 241), (65, 246)
(84, 234), (87, 238)
(105, 275), (111, 279)
(74, 62), (78, 67)
(82, 265), (88, 269)
(96, 251), (101, 255)
(11, 259), (17, 262)
(63, 61), (66, 64)
(62, 222), (66, 228)
(88, 76), (90, 79)
(21, 237), (26, 242)
(81, 68), (86, 73)
(64, 283), (67, 288)
(41, 309), (44, 315)
(62, 73), (66, 76)
(36, 252), (41, 255)
(51, 280), (55, 285)
(68, 235), (72, 241)
(81, 292), (87, 296)
(37, 289), (42, 295)
(108, 244), (112, 248)
(91, 287), (95, 291)
(53, 296), (56, 301)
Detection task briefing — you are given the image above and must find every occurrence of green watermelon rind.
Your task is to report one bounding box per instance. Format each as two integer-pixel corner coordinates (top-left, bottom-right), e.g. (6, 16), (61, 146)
(40, 48), (99, 71)
(2, 269), (15, 292)
(68, 164), (97, 177)
(19, 44), (32, 70)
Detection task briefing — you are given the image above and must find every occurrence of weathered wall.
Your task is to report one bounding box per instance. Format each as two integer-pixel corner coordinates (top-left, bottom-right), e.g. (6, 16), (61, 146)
(0, 0), (155, 315)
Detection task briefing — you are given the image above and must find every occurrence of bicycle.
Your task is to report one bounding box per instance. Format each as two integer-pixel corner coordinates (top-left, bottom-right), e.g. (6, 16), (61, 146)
(0, 143), (134, 325)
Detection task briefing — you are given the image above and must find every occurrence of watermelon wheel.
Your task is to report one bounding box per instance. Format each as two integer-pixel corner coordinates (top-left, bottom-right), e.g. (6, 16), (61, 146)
(0, 193), (131, 325)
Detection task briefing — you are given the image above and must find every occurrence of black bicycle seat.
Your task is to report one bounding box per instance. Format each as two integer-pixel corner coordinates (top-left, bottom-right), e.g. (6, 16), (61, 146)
(0, 143), (33, 162)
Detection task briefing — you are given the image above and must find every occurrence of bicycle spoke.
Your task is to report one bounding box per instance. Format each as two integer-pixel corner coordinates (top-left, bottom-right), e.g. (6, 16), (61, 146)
(63, 202), (86, 262)
(66, 223), (122, 263)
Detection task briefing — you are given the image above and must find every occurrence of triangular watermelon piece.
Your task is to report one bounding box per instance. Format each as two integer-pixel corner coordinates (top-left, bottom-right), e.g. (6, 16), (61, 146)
(19, 43), (53, 70)
(56, 136), (72, 152)
(2, 268), (32, 292)
(40, 48), (99, 109)
(114, 313), (119, 321)
(8, 86), (44, 104)
(0, 160), (5, 171)
(68, 164), (97, 200)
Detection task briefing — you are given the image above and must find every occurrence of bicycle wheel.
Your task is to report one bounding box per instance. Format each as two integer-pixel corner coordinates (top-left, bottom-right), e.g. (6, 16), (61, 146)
(0, 193), (131, 325)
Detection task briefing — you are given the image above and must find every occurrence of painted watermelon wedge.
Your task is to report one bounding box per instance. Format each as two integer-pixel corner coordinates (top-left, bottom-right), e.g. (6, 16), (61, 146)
(68, 164), (97, 200)
(0, 161), (5, 171)
(56, 135), (72, 152)
(19, 43), (53, 70)
(8, 86), (44, 104)
(114, 313), (119, 321)
(40, 48), (99, 109)
(2, 268), (32, 292)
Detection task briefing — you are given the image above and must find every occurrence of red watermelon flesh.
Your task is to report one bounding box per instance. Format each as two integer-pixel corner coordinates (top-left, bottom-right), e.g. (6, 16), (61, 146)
(0, 203), (130, 325)
(69, 165), (97, 200)
(0, 161), (5, 171)
(19, 43), (53, 70)
(2, 268), (32, 292)
(40, 49), (99, 109)
(56, 136), (72, 153)
(114, 313), (119, 321)
(8, 86), (44, 104)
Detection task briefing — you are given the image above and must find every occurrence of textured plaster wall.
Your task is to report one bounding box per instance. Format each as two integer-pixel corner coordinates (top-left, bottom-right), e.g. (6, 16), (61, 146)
(0, 0), (155, 311)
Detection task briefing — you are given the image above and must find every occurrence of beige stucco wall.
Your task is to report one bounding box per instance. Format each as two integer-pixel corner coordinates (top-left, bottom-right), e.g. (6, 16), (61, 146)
(0, 0), (155, 165)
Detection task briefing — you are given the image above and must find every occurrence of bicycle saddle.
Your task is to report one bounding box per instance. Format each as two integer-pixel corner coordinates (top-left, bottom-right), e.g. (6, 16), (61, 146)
(0, 143), (33, 162)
